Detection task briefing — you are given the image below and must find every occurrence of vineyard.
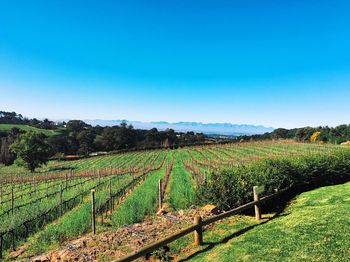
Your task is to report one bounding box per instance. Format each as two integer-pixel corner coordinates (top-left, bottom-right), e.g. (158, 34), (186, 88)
(0, 140), (347, 260)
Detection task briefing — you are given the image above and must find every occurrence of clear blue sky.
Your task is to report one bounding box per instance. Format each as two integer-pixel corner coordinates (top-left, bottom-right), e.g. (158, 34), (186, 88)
(1, 0), (349, 128)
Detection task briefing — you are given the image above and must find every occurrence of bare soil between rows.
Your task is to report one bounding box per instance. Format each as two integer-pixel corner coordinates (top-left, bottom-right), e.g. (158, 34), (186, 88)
(13, 208), (215, 262)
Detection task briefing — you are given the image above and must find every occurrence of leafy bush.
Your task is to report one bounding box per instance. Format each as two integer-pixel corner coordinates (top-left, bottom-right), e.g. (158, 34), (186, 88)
(197, 150), (350, 210)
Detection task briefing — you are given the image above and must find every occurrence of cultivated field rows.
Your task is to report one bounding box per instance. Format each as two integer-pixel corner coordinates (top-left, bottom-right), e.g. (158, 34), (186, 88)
(0, 140), (346, 258)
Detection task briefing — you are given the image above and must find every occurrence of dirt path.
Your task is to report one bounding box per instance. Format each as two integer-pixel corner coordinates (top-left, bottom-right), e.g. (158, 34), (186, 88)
(26, 208), (213, 262)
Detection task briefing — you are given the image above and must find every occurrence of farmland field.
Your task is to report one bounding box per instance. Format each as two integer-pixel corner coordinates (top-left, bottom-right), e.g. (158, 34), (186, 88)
(0, 140), (349, 260)
(0, 124), (58, 136)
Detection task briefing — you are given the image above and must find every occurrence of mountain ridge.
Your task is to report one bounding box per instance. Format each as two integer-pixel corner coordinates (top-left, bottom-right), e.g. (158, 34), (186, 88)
(83, 119), (274, 136)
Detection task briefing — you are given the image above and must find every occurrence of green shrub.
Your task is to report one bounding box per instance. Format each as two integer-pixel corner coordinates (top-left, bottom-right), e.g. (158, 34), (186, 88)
(197, 151), (350, 210)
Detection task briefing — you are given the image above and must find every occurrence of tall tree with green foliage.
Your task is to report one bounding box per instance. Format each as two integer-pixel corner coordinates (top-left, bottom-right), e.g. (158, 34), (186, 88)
(77, 130), (95, 155)
(10, 131), (52, 172)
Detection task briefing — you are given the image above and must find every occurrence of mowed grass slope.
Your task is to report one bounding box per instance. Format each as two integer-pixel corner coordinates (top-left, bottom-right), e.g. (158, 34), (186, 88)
(184, 182), (350, 262)
(0, 124), (58, 136)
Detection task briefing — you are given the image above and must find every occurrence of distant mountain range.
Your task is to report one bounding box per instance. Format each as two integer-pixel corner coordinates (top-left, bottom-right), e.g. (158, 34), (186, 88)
(83, 120), (274, 136)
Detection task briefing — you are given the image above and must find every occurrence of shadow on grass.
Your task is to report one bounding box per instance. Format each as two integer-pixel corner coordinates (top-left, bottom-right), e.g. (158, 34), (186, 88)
(47, 166), (77, 172)
(179, 176), (350, 261)
(178, 211), (285, 261)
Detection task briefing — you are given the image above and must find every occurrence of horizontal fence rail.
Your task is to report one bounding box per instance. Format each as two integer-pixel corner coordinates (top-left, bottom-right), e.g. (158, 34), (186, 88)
(0, 154), (167, 259)
(116, 185), (292, 262)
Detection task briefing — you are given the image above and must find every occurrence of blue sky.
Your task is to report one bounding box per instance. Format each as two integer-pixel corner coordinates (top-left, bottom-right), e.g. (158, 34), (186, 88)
(1, 0), (350, 128)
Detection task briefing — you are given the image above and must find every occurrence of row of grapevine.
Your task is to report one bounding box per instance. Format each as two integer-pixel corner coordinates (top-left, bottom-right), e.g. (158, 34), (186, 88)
(21, 152), (168, 256)
(182, 141), (346, 176)
(0, 150), (160, 185)
(0, 151), (167, 258)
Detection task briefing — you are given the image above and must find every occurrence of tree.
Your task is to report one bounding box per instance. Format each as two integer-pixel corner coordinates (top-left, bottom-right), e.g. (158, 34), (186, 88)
(10, 132), (52, 172)
(164, 128), (177, 147)
(116, 123), (136, 149)
(145, 128), (161, 147)
(77, 130), (95, 155)
(271, 128), (289, 139)
(310, 131), (321, 142)
(66, 120), (90, 133)
(47, 132), (70, 154)
(0, 136), (17, 165)
(101, 127), (119, 151)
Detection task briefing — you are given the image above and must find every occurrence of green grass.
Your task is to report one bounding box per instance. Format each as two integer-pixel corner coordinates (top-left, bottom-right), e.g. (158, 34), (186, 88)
(111, 152), (169, 227)
(0, 150), (159, 175)
(193, 141), (342, 166)
(1, 141), (348, 260)
(0, 176), (108, 255)
(167, 150), (196, 210)
(24, 174), (133, 256)
(0, 151), (162, 256)
(0, 124), (58, 136)
(0, 163), (26, 174)
(176, 182), (350, 261)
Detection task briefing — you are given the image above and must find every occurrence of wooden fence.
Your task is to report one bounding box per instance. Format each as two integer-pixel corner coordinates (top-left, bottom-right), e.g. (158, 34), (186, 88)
(0, 154), (167, 259)
(116, 185), (291, 262)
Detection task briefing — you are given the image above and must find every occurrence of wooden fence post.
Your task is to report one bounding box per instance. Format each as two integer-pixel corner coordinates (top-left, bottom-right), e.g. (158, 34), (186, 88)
(98, 170), (101, 187)
(81, 178), (84, 203)
(158, 179), (163, 210)
(253, 186), (261, 220)
(91, 189), (96, 234)
(46, 182), (49, 198)
(109, 179), (112, 211)
(11, 230), (15, 251)
(194, 215), (203, 246)
(60, 183), (63, 216)
(32, 176), (34, 194)
(0, 234), (3, 259)
(11, 185), (14, 215)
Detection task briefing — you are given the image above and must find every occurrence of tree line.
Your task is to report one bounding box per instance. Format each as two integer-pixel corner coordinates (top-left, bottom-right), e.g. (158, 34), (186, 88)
(237, 125), (350, 144)
(2, 111), (350, 172)
(0, 111), (60, 129)
(0, 112), (206, 170)
(48, 120), (206, 156)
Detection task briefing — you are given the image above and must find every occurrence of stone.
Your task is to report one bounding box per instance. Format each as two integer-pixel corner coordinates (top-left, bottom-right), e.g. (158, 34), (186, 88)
(162, 202), (171, 210)
(202, 204), (220, 215)
(178, 209), (185, 216)
(31, 255), (50, 262)
(156, 208), (165, 216)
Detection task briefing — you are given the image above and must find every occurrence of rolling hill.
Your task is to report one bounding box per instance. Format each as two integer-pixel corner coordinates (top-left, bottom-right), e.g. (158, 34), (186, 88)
(0, 124), (58, 136)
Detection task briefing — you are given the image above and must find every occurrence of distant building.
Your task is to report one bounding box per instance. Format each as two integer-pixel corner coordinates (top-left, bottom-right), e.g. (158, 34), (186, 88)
(89, 151), (108, 156)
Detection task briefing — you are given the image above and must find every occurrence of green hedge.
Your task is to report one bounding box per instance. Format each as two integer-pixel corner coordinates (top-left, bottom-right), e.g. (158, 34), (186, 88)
(197, 150), (350, 210)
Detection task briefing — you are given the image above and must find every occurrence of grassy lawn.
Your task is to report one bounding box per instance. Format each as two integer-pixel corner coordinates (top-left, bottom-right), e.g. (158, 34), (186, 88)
(174, 182), (350, 261)
(0, 124), (58, 136)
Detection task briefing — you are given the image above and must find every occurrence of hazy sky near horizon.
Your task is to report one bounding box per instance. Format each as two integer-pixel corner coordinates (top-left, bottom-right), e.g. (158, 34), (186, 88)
(1, 0), (350, 128)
